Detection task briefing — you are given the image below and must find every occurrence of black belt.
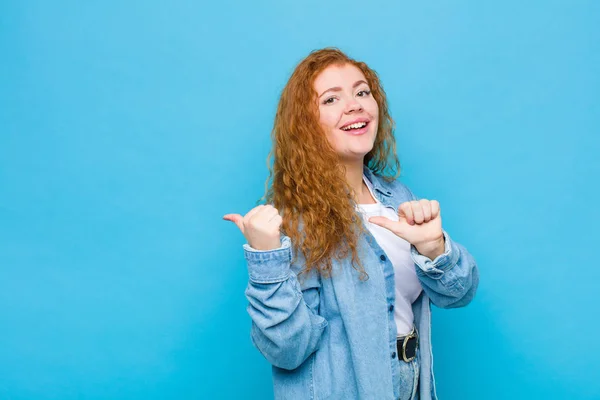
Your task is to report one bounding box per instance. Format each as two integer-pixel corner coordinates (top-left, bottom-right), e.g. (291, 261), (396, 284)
(396, 326), (418, 362)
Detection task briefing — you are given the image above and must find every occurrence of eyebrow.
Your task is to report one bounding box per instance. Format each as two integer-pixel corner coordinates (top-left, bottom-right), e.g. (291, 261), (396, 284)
(318, 80), (369, 98)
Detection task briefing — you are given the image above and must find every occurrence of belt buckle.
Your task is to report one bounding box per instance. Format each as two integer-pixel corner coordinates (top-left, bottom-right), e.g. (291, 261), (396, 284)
(401, 327), (418, 363)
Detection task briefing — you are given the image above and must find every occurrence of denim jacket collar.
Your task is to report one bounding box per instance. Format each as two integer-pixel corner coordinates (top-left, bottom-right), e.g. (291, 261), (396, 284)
(362, 164), (394, 198)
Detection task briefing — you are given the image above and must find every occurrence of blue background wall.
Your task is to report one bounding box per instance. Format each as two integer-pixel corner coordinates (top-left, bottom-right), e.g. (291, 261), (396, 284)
(1, 1), (599, 399)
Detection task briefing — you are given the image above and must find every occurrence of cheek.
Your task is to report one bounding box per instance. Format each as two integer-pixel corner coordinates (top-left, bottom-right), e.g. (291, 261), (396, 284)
(366, 98), (379, 117)
(319, 107), (340, 131)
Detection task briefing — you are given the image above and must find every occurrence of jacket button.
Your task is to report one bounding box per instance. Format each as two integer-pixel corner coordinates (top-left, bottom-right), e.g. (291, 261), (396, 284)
(389, 304), (394, 312)
(380, 254), (386, 261)
(391, 352), (397, 359)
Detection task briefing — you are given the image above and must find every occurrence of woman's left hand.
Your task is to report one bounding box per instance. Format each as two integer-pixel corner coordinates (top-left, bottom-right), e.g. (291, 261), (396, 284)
(368, 199), (446, 260)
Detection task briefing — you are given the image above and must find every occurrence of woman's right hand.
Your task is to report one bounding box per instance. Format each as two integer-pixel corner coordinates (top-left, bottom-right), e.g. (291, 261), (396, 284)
(223, 205), (283, 251)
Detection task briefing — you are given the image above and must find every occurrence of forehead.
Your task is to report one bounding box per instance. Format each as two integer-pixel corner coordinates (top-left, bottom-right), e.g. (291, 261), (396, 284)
(313, 64), (368, 92)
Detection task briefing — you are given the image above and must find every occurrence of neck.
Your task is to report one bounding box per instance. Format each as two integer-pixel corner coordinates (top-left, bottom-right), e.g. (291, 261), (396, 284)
(343, 159), (367, 202)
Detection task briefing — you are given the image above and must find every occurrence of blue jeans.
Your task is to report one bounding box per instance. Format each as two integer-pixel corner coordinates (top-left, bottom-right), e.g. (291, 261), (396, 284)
(397, 345), (420, 400)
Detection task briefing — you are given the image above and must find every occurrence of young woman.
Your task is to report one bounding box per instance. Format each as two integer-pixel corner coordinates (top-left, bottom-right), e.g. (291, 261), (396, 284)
(223, 48), (479, 400)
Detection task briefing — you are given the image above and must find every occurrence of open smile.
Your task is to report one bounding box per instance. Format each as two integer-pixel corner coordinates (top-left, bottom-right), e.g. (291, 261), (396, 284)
(339, 120), (370, 135)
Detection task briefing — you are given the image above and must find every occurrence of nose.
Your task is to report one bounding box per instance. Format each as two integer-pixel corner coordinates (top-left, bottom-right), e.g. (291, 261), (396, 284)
(344, 98), (363, 114)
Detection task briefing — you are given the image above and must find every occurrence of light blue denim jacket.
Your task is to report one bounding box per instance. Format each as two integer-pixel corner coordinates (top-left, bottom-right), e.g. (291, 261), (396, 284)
(243, 165), (479, 400)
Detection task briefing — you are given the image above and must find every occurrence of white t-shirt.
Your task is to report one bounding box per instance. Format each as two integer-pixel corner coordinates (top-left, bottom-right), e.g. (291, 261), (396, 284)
(356, 174), (423, 336)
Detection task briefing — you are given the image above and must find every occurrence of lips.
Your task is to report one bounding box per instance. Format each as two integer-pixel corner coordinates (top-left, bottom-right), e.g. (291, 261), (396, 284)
(340, 118), (370, 130)
(340, 121), (370, 136)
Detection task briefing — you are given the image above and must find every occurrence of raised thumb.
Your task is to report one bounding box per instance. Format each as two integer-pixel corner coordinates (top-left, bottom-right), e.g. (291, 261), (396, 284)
(368, 216), (395, 231)
(368, 216), (407, 238)
(222, 214), (244, 233)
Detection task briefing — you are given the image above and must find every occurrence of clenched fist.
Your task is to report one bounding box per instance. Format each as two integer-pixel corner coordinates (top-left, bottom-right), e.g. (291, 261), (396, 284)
(223, 205), (283, 251)
(368, 199), (445, 260)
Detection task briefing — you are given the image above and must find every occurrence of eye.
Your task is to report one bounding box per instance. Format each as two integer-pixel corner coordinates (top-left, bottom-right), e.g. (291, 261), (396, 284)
(322, 97), (337, 105)
(357, 90), (371, 97)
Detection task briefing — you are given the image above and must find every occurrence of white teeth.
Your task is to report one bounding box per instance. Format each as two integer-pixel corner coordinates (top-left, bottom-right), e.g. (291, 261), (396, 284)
(341, 122), (367, 131)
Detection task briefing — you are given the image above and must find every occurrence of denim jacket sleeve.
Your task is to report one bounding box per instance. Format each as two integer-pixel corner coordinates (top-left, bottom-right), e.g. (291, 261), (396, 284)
(398, 182), (480, 309)
(410, 230), (479, 309)
(243, 236), (328, 370)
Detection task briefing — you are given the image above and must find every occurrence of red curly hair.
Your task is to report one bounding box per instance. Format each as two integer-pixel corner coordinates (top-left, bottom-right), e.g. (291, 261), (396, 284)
(259, 48), (401, 281)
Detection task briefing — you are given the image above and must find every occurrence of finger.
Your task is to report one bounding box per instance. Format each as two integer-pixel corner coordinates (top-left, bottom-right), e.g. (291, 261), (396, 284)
(222, 213), (244, 232)
(368, 216), (399, 234)
(411, 201), (424, 224)
(261, 206), (280, 220)
(269, 214), (283, 230)
(252, 206), (279, 226)
(268, 212), (282, 223)
(399, 202), (415, 225)
(430, 200), (440, 219)
(243, 205), (265, 225)
(239, 205), (267, 233)
(419, 199), (432, 222)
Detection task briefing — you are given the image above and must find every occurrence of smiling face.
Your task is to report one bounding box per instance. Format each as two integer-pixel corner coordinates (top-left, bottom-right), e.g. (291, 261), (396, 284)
(314, 63), (379, 163)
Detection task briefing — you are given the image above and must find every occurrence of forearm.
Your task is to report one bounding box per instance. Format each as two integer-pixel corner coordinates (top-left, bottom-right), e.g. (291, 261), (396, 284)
(244, 237), (328, 370)
(246, 279), (328, 370)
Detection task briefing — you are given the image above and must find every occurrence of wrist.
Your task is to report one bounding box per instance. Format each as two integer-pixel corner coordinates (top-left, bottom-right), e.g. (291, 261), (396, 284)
(248, 238), (283, 251)
(415, 234), (445, 260)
